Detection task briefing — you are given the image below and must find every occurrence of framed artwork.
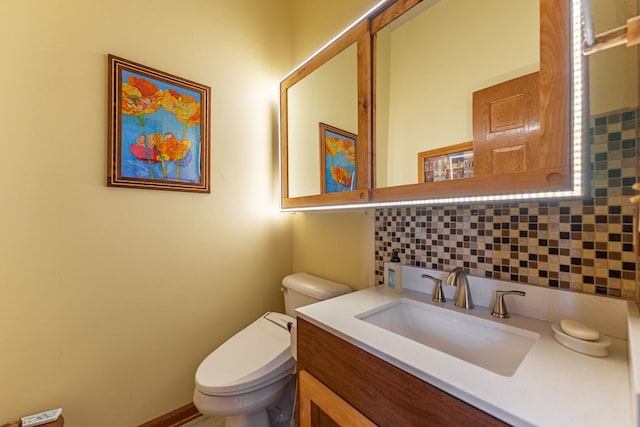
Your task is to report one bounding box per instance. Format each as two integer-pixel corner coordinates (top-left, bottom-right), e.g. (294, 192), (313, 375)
(107, 55), (211, 193)
(418, 141), (474, 183)
(319, 123), (357, 193)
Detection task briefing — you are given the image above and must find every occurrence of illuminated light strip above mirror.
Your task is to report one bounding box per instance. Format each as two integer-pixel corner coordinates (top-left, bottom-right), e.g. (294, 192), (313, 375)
(280, 0), (584, 212)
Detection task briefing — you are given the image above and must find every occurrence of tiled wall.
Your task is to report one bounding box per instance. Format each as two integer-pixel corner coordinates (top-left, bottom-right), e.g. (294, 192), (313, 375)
(374, 108), (639, 299)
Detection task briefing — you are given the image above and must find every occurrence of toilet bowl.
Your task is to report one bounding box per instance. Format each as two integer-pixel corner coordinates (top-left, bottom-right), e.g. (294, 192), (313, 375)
(193, 273), (351, 427)
(194, 312), (295, 427)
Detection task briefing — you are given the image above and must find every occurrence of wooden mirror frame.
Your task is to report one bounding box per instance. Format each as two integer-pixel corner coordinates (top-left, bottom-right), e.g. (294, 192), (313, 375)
(370, 0), (572, 202)
(280, 0), (575, 210)
(280, 20), (372, 209)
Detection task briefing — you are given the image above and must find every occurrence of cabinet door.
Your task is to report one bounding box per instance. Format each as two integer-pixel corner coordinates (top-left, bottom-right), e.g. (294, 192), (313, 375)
(299, 370), (376, 427)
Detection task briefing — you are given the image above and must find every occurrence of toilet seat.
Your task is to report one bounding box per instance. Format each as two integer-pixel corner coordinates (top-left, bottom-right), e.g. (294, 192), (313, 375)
(195, 312), (296, 396)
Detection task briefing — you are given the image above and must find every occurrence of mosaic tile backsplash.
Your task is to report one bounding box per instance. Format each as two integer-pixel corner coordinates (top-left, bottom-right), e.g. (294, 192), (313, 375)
(375, 107), (639, 299)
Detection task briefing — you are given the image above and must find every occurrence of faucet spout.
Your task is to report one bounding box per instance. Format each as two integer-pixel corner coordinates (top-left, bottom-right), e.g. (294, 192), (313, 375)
(446, 267), (474, 309)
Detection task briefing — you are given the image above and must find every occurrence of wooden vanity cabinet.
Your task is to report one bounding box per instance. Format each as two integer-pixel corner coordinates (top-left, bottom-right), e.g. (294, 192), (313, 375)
(296, 318), (508, 427)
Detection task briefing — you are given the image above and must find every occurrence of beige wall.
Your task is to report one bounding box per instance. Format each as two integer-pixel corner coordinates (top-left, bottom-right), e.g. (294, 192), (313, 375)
(288, 0), (379, 290)
(0, 0), (292, 425)
(291, 210), (375, 289)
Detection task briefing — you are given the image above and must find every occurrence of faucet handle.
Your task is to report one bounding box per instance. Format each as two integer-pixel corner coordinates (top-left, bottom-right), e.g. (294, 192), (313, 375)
(422, 274), (445, 303)
(491, 290), (526, 318)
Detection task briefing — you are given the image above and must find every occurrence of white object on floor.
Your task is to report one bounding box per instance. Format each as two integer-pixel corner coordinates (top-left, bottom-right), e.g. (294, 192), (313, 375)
(21, 408), (62, 427)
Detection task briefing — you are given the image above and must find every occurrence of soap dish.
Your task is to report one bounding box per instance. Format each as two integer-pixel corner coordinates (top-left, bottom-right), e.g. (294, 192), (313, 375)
(551, 323), (611, 357)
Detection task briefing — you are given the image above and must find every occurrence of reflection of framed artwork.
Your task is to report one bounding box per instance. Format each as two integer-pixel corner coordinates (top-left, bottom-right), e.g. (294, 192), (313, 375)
(319, 123), (357, 193)
(108, 55), (211, 193)
(418, 141), (474, 183)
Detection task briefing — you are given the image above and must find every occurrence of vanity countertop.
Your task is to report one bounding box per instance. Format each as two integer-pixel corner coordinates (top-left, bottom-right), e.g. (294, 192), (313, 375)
(296, 284), (632, 427)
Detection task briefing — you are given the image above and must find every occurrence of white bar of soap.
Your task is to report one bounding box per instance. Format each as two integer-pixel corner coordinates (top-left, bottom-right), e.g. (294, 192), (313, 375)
(560, 319), (600, 341)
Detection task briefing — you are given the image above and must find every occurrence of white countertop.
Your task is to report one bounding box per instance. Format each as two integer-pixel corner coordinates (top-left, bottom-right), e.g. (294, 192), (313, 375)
(296, 279), (632, 427)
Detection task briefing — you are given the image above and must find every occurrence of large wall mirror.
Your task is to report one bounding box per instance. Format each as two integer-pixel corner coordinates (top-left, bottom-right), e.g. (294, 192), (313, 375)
(374, 0), (540, 187)
(280, 20), (372, 209)
(280, 0), (581, 210)
(287, 43), (358, 198)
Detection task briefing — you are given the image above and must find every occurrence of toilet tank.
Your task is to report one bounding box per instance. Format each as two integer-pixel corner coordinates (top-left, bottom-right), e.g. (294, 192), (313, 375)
(281, 273), (352, 317)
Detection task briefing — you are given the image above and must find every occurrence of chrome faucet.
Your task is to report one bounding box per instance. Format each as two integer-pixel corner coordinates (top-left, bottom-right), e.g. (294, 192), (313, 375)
(446, 267), (474, 309)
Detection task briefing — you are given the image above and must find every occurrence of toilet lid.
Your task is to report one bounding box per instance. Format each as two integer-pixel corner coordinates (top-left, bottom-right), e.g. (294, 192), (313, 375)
(195, 312), (296, 396)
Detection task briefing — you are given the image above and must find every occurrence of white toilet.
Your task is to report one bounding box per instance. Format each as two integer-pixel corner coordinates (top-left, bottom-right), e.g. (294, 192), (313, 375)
(193, 273), (352, 427)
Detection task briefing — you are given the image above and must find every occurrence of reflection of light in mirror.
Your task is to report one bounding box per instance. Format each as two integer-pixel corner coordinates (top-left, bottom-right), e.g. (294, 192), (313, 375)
(280, 0), (585, 212)
(280, 0), (391, 81)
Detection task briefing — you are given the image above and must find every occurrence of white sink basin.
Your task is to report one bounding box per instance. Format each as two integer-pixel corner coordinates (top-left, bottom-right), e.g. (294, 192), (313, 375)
(356, 298), (539, 376)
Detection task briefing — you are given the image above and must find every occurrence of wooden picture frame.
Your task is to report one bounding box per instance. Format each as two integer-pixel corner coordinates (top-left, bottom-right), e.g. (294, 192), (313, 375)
(418, 141), (474, 183)
(107, 55), (211, 193)
(319, 123), (357, 193)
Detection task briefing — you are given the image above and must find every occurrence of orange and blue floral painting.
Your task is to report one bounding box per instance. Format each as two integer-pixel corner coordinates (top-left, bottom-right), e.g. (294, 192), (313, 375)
(320, 123), (357, 193)
(120, 70), (202, 183)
